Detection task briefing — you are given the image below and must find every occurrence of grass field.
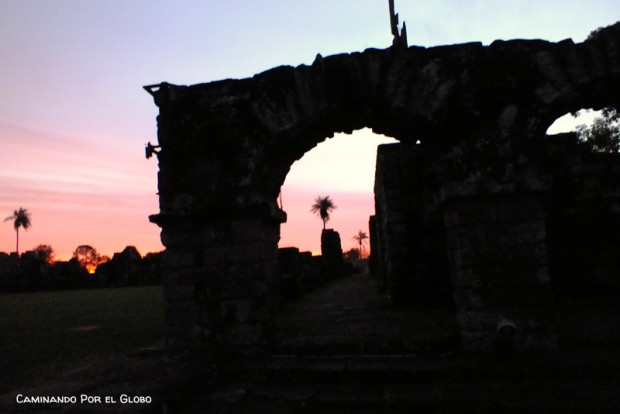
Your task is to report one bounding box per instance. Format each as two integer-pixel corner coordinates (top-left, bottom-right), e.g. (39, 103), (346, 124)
(0, 286), (165, 395)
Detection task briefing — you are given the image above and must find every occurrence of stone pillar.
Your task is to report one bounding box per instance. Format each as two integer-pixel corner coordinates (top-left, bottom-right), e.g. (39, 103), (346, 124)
(156, 210), (284, 353)
(373, 144), (414, 305)
(368, 215), (383, 284)
(320, 229), (343, 263)
(373, 143), (453, 307)
(278, 247), (301, 297)
(320, 229), (345, 280)
(443, 190), (558, 352)
(158, 219), (209, 349)
(219, 215), (283, 351)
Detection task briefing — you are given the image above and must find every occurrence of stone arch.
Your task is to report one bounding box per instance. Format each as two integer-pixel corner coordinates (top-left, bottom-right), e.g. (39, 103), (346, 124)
(147, 22), (620, 352)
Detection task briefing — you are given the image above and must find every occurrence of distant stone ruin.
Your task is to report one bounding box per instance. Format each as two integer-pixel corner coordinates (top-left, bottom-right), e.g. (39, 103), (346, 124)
(146, 22), (620, 353)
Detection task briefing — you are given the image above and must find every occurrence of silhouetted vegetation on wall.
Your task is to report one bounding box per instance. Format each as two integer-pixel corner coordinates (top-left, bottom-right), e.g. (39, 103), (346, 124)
(576, 107), (620, 153)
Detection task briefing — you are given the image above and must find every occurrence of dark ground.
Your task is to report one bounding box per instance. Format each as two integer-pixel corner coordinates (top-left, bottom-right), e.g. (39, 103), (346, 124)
(273, 271), (461, 355)
(3, 272), (620, 413)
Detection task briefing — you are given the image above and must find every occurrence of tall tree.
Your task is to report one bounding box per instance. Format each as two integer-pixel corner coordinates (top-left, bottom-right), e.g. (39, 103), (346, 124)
(72, 245), (106, 273)
(353, 230), (369, 259)
(4, 207), (31, 255)
(310, 195), (336, 230)
(33, 244), (55, 264)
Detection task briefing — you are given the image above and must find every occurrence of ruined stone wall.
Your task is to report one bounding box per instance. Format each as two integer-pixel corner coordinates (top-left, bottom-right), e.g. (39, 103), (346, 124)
(159, 216), (283, 350)
(147, 22), (620, 352)
(372, 133), (620, 351)
(543, 136), (620, 295)
(372, 143), (452, 307)
(443, 194), (556, 351)
(372, 140), (559, 351)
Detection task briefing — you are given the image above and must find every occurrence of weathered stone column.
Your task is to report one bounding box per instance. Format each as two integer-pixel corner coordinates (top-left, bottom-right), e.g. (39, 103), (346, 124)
(373, 143), (453, 307)
(442, 185), (558, 352)
(157, 219), (209, 349)
(146, 82), (288, 352)
(219, 213), (284, 350)
(155, 210), (285, 352)
(373, 144), (415, 305)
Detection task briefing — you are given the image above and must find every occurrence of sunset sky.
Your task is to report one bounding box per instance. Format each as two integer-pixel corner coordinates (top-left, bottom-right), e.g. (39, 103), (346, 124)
(1, 1), (618, 259)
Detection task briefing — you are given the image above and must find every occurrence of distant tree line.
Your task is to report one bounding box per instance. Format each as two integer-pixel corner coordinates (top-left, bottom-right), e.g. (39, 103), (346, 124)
(1, 206), (163, 293)
(0, 244), (162, 293)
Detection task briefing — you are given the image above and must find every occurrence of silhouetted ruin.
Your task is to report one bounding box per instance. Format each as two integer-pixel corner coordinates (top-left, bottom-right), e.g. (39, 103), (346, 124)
(96, 246), (162, 286)
(371, 132), (620, 351)
(146, 22), (620, 353)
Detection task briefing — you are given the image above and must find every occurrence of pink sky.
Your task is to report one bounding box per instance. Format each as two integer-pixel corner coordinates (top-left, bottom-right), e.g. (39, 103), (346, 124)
(0, 121), (391, 259)
(1, 1), (616, 260)
(279, 130), (397, 255)
(0, 122), (161, 260)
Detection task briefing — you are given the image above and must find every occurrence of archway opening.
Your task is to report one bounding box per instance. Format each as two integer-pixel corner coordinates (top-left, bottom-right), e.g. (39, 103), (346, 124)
(278, 127), (396, 256)
(275, 128), (396, 301)
(546, 107), (620, 153)
(544, 107), (620, 349)
(545, 106), (620, 289)
(272, 128), (461, 355)
(546, 109), (601, 136)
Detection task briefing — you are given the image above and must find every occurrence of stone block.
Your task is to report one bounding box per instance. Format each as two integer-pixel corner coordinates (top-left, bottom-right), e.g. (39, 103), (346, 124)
(162, 268), (203, 286)
(494, 198), (546, 222)
(321, 229), (343, 263)
(460, 321), (558, 352)
(454, 286), (554, 311)
(218, 278), (266, 300)
(457, 307), (555, 332)
(460, 330), (494, 352)
(443, 202), (490, 228)
(452, 266), (551, 289)
(229, 241), (277, 263)
(445, 220), (546, 250)
(160, 223), (201, 248)
(161, 249), (199, 270)
(231, 219), (280, 242)
(522, 332), (558, 351)
(228, 263), (266, 282)
(456, 309), (504, 332)
(221, 299), (257, 323)
(226, 323), (267, 349)
(452, 289), (484, 310)
(443, 195), (545, 228)
(203, 246), (230, 265)
(448, 242), (548, 270)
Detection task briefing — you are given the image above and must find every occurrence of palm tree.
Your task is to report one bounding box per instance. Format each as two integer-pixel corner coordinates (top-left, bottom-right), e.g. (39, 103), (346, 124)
(5, 207), (32, 255)
(310, 195), (336, 230)
(353, 230), (369, 259)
